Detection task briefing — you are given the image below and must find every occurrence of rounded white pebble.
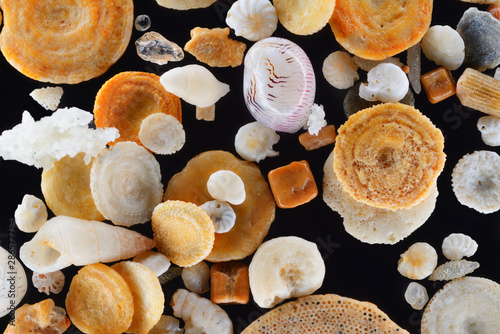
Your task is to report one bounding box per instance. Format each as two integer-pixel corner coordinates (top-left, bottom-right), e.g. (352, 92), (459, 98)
(421, 25), (465, 70)
(322, 51), (359, 90)
(404, 282), (429, 310)
(14, 194), (48, 233)
(477, 115), (500, 146)
(359, 63), (409, 103)
(234, 121), (279, 163)
(199, 200), (236, 233)
(139, 113), (185, 155)
(442, 233), (478, 261)
(181, 261), (210, 294)
(207, 170), (246, 205)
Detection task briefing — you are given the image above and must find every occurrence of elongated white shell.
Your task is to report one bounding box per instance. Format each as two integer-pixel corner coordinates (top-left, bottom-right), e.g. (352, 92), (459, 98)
(207, 170), (246, 205)
(243, 37), (316, 133)
(181, 261), (210, 294)
(0, 246), (27, 318)
(149, 315), (184, 334)
(200, 200), (236, 233)
(234, 121), (279, 163)
(19, 216), (155, 273)
(14, 194), (48, 233)
(477, 115), (500, 146)
(32, 270), (65, 295)
(160, 65), (230, 108)
(171, 289), (232, 334)
(133, 250), (172, 277)
(322, 51), (359, 89)
(226, 0), (277, 42)
(421, 25), (465, 70)
(397, 242), (438, 280)
(359, 63), (409, 103)
(442, 233), (478, 260)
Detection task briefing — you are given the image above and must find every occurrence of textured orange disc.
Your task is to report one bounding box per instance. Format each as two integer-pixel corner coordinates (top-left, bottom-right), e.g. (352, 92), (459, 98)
(0, 0), (133, 84)
(329, 0), (432, 60)
(94, 71), (182, 146)
(333, 103), (445, 210)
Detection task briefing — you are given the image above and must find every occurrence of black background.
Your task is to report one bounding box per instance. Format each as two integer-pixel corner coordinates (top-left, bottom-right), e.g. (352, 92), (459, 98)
(1, 1), (500, 333)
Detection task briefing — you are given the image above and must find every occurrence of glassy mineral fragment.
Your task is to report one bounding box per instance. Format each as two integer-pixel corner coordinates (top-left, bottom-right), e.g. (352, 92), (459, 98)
(135, 31), (184, 65)
(404, 282), (429, 310)
(135, 14), (151, 31)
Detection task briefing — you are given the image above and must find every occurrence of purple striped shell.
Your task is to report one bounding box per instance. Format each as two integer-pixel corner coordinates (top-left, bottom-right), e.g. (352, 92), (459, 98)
(243, 37), (316, 133)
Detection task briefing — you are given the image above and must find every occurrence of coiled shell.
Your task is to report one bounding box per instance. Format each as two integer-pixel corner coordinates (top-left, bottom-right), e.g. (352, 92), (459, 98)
(200, 200), (236, 233)
(207, 170), (246, 205)
(181, 261), (210, 294)
(14, 194), (48, 233)
(149, 315), (184, 334)
(32, 270), (65, 295)
(226, 0), (277, 42)
(477, 116), (500, 146)
(397, 242), (438, 280)
(442, 233), (478, 260)
(243, 37), (316, 133)
(421, 25), (465, 70)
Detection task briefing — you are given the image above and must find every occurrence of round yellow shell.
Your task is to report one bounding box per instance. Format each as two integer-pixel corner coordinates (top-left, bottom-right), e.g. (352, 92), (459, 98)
(274, 0), (337, 36)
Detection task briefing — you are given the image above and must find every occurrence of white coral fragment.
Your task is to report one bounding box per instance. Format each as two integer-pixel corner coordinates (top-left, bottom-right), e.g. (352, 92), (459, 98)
(0, 107), (119, 170)
(404, 282), (429, 310)
(199, 200), (236, 233)
(207, 170), (246, 205)
(226, 0), (277, 42)
(29, 86), (64, 111)
(305, 104), (327, 136)
(477, 115), (500, 146)
(14, 194), (48, 233)
(429, 260), (480, 281)
(322, 51), (359, 89)
(160, 65), (230, 108)
(139, 113), (185, 155)
(421, 25), (465, 70)
(181, 261), (210, 294)
(359, 63), (409, 103)
(234, 121), (279, 163)
(451, 150), (500, 214)
(32, 270), (65, 295)
(442, 233), (478, 261)
(133, 250), (171, 277)
(149, 315), (184, 334)
(397, 242), (438, 280)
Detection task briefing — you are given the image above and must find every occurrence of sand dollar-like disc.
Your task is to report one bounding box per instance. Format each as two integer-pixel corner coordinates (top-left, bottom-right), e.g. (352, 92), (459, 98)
(163, 150), (275, 262)
(333, 103), (445, 210)
(329, 0), (432, 60)
(0, 0), (133, 84)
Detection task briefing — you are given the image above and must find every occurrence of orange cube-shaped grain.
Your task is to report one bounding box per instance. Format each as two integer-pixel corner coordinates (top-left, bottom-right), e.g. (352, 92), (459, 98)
(421, 67), (456, 104)
(268, 160), (318, 209)
(210, 262), (249, 305)
(298, 124), (337, 151)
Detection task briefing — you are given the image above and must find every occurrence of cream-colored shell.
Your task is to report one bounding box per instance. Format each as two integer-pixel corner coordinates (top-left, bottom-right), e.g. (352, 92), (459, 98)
(32, 270), (65, 295)
(171, 289), (232, 334)
(397, 242), (438, 280)
(14, 194), (48, 233)
(248, 236), (325, 308)
(29, 86), (63, 111)
(421, 25), (465, 70)
(234, 121), (279, 163)
(149, 315), (184, 334)
(199, 200), (236, 233)
(207, 170), (246, 205)
(226, 0), (278, 42)
(404, 282), (429, 310)
(477, 115), (500, 146)
(359, 63), (409, 103)
(442, 233), (478, 261)
(181, 261), (210, 294)
(133, 250), (172, 277)
(322, 51), (359, 90)
(429, 260), (480, 281)
(139, 113), (185, 155)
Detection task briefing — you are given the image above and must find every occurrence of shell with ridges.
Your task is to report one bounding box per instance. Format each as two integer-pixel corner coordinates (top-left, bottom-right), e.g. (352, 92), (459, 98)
(149, 315), (184, 334)
(32, 271), (65, 295)
(359, 63), (409, 103)
(322, 51), (359, 90)
(397, 242), (438, 280)
(181, 261), (210, 294)
(243, 37), (316, 133)
(200, 200), (236, 233)
(14, 194), (48, 233)
(442, 233), (478, 260)
(421, 25), (465, 70)
(226, 0), (277, 42)
(429, 259), (480, 281)
(207, 170), (246, 205)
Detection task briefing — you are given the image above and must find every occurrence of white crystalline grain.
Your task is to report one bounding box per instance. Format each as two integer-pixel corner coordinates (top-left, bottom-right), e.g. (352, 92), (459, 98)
(29, 86), (64, 111)
(0, 107), (120, 170)
(234, 121), (279, 162)
(305, 104), (327, 136)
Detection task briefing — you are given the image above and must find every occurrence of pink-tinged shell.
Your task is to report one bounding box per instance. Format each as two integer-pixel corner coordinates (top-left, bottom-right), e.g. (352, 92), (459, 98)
(488, 3), (500, 21)
(243, 37), (316, 133)
(32, 271), (65, 295)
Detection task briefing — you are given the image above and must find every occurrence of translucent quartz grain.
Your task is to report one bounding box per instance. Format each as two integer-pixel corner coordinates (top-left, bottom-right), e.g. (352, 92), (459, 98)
(421, 67), (456, 104)
(404, 282), (428, 310)
(456, 68), (500, 117)
(135, 31), (184, 65)
(407, 43), (422, 94)
(134, 14), (151, 31)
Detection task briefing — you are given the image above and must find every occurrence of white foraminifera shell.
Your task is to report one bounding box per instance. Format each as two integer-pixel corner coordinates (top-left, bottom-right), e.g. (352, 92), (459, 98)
(477, 115), (500, 146)
(14, 194), (48, 233)
(149, 315), (184, 334)
(0, 246), (27, 317)
(199, 200), (236, 233)
(133, 250), (172, 277)
(234, 121), (279, 163)
(181, 261), (210, 294)
(32, 270), (65, 295)
(421, 25), (465, 71)
(359, 63), (409, 103)
(322, 51), (359, 90)
(207, 170), (246, 205)
(404, 282), (429, 310)
(397, 242), (438, 280)
(442, 233), (478, 261)
(226, 0), (277, 42)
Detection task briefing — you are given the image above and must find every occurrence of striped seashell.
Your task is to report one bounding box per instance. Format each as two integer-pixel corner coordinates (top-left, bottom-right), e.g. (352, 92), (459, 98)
(226, 0), (278, 42)
(442, 233), (478, 260)
(243, 37), (316, 133)
(200, 200), (236, 233)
